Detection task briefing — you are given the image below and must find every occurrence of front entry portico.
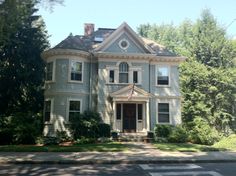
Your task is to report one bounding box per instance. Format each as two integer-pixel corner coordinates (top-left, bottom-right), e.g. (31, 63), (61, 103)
(110, 85), (153, 133)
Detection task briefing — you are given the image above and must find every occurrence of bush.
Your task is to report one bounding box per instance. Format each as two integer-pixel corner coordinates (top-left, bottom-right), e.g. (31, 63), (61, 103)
(0, 112), (43, 145)
(168, 125), (188, 143)
(97, 123), (111, 137)
(154, 124), (173, 138)
(189, 117), (221, 145)
(70, 111), (112, 140)
(56, 130), (72, 142)
(74, 137), (96, 144)
(42, 136), (60, 145)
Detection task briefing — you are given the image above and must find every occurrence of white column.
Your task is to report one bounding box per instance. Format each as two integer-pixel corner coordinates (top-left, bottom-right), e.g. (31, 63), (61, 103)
(146, 100), (150, 131)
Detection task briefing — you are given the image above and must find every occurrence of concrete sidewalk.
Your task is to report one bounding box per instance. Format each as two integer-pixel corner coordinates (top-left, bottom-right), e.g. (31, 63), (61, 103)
(0, 142), (236, 164)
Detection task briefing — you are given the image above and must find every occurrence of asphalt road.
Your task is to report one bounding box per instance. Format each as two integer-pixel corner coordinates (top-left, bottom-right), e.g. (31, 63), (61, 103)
(0, 163), (236, 176)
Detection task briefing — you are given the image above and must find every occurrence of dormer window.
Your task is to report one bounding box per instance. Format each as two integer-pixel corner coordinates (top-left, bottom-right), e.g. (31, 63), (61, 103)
(119, 62), (129, 83)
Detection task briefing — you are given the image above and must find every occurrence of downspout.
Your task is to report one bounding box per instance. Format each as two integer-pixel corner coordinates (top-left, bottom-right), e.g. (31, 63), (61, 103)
(89, 52), (93, 110)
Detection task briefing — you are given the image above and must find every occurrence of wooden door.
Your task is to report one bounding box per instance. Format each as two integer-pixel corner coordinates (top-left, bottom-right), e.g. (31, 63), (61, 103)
(123, 104), (136, 132)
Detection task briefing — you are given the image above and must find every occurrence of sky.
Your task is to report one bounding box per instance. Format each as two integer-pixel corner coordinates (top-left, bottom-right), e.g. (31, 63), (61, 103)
(38, 0), (236, 47)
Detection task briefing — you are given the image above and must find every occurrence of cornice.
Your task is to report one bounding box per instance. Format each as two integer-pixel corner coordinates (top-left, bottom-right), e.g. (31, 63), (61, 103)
(41, 48), (90, 60)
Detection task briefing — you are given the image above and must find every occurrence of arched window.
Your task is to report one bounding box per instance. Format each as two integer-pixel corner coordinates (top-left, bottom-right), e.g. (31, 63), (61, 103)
(119, 62), (129, 83)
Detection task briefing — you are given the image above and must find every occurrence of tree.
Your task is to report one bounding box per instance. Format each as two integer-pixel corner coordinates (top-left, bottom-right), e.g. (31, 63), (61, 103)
(138, 9), (236, 134)
(0, 0), (49, 115)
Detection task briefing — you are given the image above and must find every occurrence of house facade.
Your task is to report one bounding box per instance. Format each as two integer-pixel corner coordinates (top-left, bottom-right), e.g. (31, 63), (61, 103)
(42, 22), (185, 136)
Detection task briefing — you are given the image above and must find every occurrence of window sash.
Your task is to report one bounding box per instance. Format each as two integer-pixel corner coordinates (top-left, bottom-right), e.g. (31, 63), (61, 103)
(71, 62), (82, 81)
(69, 100), (81, 121)
(119, 73), (128, 83)
(158, 103), (170, 123)
(138, 104), (142, 120)
(109, 70), (114, 83)
(46, 62), (53, 81)
(133, 71), (138, 83)
(157, 67), (169, 85)
(44, 101), (51, 122)
(116, 104), (121, 120)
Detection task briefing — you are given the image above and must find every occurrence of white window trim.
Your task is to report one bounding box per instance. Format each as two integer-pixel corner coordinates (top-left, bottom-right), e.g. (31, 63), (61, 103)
(45, 61), (56, 83)
(44, 98), (54, 124)
(156, 65), (170, 87)
(106, 63), (142, 85)
(68, 60), (84, 83)
(66, 98), (82, 122)
(156, 101), (171, 124)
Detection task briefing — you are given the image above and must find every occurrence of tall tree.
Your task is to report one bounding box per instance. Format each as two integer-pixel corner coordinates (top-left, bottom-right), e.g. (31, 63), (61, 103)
(138, 9), (236, 133)
(0, 0), (49, 115)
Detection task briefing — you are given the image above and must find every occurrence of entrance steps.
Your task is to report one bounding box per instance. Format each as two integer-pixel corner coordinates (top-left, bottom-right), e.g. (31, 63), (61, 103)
(118, 132), (150, 142)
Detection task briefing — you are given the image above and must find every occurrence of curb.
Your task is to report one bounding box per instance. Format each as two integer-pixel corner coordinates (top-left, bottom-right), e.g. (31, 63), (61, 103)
(1, 159), (236, 164)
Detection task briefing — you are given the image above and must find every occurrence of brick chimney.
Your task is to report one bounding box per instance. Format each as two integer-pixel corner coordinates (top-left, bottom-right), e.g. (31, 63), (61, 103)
(84, 23), (94, 36)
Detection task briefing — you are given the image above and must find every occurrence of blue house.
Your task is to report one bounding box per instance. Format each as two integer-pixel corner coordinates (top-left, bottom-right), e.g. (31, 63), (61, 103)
(42, 22), (185, 136)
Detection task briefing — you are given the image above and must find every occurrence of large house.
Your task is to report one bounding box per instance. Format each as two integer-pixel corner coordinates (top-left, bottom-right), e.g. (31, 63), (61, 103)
(42, 22), (185, 136)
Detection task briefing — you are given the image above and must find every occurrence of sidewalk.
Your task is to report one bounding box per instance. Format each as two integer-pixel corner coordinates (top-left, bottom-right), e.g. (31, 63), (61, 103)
(0, 142), (236, 164)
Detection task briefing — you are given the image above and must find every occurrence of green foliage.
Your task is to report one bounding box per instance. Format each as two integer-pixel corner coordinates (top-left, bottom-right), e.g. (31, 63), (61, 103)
(74, 137), (96, 144)
(0, 0), (49, 116)
(97, 123), (111, 137)
(0, 112), (43, 144)
(138, 9), (236, 135)
(154, 124), (173, 138)
(168, 125), (188, 143)
(188, 117), (221, 145)
(213, 134), (236, 151)
(70, 111), (111, 140)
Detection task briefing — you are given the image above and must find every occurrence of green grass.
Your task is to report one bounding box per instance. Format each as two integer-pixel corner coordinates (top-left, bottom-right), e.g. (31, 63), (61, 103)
(213, 134), (236, 151)
(0, 142), (128, 152)
(153, 142), (220, 152)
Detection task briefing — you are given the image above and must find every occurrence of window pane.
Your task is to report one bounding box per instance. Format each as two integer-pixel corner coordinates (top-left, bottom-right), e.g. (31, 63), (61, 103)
(157, 67), (169, 85)
(69, 112), (80, 121)
(109, 70), (114, 83)
(69, 101), (80, 111)
(71, 62), (82, 81)
(119, 62), (128, 72)
(44, 101), (51, 122)
(46, 62), (53, 81)
(158, 103), (169, 112)
(119, 73), (128, 83)
(116, 104), (121, 120)
(158, 113), (169, 123)
(138, 104), (142, 120)
(133, 71), (138, 83)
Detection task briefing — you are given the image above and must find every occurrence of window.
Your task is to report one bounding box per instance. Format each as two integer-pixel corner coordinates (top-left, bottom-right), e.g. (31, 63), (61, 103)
(44, 100), (51, 122)
(71, 61), (82, 81)
(133, 71), (138, 83)
(158, 103), (170, 123)
(109, 70), (114, 83)
(116, 104), (121, 120)
(119, 62), (129, 83)
(138, 104), (142, 120)
(119, 39), (130, 50)
(46, 62), (53, 81)
(69, 100), (81, 121)
(157, 66), (169, 85)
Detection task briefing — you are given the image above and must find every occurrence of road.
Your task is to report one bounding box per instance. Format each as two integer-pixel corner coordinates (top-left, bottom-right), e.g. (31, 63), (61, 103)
(0, 163), (236, 176)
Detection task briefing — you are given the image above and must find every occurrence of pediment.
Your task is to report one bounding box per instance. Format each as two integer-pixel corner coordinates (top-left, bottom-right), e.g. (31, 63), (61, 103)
(110, 84), (153, 99)
(95, 22), (155, 54)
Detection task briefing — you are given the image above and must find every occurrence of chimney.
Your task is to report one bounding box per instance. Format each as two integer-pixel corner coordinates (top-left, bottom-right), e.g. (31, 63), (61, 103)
(84, 23), (94, 36)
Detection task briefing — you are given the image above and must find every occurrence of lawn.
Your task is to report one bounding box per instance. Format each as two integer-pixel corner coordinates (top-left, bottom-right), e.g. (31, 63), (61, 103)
(153, 142), (220, 152)
(213, 134), (236, 151)
(0, 142), (128, 152)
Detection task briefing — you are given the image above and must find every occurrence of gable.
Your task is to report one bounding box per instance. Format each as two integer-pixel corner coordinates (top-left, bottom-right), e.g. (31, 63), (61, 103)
(95, 22), (154, 54)
(104, 33), (146, 53)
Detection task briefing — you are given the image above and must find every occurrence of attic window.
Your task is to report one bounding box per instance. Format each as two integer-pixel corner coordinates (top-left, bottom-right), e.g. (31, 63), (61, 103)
(119, 39), (129, 50)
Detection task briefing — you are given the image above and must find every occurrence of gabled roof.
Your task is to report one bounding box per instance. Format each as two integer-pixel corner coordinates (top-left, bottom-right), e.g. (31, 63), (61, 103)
(110, 84), (153, 99)
(52, 22), (178, 57)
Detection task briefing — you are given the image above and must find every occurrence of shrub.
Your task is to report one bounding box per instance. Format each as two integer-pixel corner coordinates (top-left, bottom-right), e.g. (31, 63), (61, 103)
(168, 125), (188, 143)
(74, 137), (96, 144)
(0, 112), (43, 145)
(154, 124), (173, 138)
(56, 130), (72, 142)
(189, 117), (221, 145)
(70, 111), (102, 139)
(97, 123), (111, 137)
(43, 136), (60, 145)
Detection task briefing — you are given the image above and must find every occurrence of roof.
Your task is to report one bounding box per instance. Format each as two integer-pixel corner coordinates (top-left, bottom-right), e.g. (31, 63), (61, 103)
(53, 23), (177, 56)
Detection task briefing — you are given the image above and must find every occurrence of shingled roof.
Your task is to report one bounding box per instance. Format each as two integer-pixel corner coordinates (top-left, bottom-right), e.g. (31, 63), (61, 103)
(53, 25), (177, 56)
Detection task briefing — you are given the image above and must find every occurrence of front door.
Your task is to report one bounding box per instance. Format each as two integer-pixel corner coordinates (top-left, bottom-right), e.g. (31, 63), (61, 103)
(123, 104), (136, 132)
